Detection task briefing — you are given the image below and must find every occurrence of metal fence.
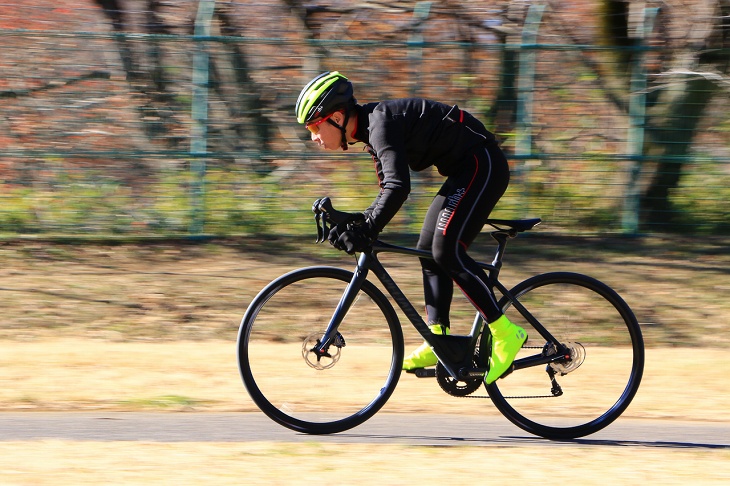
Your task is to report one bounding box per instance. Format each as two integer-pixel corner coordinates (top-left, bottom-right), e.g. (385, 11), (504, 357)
(1, 1), (728, 238)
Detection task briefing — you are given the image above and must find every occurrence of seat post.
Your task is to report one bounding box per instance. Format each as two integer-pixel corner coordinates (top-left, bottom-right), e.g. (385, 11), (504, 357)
(489, 231), (510, 280)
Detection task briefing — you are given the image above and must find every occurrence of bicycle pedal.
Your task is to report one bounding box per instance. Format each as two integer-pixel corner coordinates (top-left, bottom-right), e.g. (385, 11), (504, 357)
(406, 368), (436, 378)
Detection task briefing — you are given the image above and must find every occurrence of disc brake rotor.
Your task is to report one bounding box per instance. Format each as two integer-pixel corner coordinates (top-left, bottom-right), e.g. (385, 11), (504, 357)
(548, 342), (586, 375)
(302, 332), (346, 370)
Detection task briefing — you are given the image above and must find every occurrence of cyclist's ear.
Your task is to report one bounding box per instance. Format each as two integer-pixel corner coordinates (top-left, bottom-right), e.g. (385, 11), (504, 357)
(331, 110), (345, 125)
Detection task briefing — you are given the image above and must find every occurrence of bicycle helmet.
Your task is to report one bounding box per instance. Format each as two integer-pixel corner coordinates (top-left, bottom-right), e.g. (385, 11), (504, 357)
(295, 71), (354, 124)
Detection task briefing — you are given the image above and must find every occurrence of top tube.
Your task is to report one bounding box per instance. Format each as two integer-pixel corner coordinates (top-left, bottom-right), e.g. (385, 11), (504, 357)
(368, 217), (542, 256)
(312, 197), (540, 272)
(370, 239), (498, 273)
(371, 240), (429, 258)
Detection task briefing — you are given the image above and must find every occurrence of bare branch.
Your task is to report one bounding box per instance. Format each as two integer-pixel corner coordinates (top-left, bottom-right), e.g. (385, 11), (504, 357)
(0, 71), (111, 99)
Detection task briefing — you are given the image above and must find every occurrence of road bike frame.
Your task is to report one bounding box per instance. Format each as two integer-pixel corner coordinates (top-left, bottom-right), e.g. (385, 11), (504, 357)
(311, 234), (570, 384)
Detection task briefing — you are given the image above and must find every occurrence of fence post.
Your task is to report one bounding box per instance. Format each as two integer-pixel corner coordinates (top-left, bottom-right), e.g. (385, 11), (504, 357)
(408, 1), (431, 97)
(622, 7), (658, 235)
(404, 1), (432, 230)
(515, 3), (545, 216)
(189, 0), (216, 235)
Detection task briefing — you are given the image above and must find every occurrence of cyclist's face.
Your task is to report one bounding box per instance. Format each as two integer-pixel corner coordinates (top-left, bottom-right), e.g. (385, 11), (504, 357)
(308, 111), (343, 150)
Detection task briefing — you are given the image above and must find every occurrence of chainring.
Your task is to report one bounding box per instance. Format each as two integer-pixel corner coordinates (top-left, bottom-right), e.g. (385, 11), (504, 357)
(435, 361), (484, 397)
(434, 331), (490, 397)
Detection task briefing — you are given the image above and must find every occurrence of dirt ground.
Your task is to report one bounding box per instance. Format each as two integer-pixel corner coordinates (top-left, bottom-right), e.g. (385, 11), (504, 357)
(1, 340), (728, 422)
(0, 233), (727, 346)
(0, 339), (728, 485)
(0, 235), (728, 484)
(1, 234), (729, 416)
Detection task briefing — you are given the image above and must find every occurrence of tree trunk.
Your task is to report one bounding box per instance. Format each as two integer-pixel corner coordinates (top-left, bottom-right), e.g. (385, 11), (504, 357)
(641, 76), (718, 227)
(94, 0), (182, 145)
(215, 2), (272, 159)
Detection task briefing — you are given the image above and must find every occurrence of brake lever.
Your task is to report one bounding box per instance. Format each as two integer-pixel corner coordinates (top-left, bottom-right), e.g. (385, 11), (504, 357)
(313, 196), (356, 244)
(313, 197), (332, 243)
(313, 198), (323, 243)
(322, 211), (331, 240)
(314, 212), (324, 243)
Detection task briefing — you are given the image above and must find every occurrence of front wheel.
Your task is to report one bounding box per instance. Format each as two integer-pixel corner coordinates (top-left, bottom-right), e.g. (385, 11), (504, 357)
(237, 266), (404, 434)
(489, 272), (644, 440)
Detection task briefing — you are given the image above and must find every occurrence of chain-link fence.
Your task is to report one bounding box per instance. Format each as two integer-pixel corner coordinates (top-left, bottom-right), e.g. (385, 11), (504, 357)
(1, 1), (728, 238)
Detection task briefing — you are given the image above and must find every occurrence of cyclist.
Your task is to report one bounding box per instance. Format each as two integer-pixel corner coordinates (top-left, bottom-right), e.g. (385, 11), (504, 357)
(295, 71), (526, 384)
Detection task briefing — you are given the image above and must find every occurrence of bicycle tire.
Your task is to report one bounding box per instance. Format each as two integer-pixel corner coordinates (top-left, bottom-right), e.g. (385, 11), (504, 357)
(489, 272), (644, 440)
(237, 266), (404, 434)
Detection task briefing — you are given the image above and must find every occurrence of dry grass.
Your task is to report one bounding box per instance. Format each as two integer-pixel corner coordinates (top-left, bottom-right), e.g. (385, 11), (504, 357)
(0, 238), (728, 484)
(0, 235), (728, 347)
(1, 339), (728, 421)
(0, 340), (728, 485)
(0, 440), (727, 485)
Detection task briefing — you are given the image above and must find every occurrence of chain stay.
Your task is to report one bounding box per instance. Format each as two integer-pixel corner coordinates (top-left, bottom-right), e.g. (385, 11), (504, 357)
(444, 345), (564, 399)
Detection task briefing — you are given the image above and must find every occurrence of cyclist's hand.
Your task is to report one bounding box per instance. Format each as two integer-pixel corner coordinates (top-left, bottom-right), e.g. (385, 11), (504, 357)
(328, 215), (377, 254)
(327, 213), (363, 246)
(332, 228), (373, 254)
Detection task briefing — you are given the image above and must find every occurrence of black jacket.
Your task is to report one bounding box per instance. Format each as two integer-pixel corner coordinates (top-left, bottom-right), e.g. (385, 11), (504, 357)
(352, 98), (497, 232)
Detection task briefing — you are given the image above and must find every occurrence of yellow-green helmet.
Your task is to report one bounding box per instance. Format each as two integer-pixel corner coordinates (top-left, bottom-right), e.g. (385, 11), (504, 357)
(295, 71), (354, 124)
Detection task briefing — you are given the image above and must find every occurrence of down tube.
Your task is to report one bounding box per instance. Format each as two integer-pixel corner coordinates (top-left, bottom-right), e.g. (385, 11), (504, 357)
(368, 256), (432, 339)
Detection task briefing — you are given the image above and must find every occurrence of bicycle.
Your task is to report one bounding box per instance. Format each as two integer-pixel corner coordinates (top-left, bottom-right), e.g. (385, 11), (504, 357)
(237, 197), (644, 440)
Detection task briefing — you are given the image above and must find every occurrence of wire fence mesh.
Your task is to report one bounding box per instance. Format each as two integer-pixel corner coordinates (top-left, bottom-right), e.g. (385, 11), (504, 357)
(1, 1), (728, 238)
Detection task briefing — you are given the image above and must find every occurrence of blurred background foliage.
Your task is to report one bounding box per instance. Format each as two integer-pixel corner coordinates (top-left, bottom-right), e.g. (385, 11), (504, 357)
(0, 0), (728, 238)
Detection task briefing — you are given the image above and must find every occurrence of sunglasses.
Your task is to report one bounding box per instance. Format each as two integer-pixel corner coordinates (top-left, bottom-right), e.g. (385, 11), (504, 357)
(305, 112), (335, 135)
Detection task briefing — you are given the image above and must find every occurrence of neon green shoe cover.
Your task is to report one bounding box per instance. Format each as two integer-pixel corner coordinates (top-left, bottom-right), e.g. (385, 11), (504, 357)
(402, 324), (450, 370)
(485, 315), (527, 384)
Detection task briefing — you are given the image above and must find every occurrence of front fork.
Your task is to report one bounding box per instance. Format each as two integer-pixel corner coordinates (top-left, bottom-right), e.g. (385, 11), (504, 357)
(311, 253), (370, 360)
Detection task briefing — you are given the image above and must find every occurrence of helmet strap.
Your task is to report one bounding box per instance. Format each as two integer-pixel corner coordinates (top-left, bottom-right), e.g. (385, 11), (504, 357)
(325, 112), (350, 151)
(339, 110), (350, 151)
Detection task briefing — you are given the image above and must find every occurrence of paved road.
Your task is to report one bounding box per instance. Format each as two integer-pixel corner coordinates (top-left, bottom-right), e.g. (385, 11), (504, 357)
(0, 412), (728, 448)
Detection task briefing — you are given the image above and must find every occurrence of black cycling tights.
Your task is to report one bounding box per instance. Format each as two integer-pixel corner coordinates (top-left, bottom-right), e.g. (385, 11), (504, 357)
(416, 143), (510, 327)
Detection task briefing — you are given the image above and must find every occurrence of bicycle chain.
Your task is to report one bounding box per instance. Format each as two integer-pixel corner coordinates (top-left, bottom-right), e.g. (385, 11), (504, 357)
(459, 393), (559, 400)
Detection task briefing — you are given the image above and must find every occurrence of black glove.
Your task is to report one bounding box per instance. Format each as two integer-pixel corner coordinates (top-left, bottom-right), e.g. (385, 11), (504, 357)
(333, 228), (372, 254)
(328, 215), (377, 254)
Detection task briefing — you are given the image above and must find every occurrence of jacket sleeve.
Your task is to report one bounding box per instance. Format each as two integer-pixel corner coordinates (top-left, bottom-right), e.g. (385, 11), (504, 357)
(363, 112), (411, 233)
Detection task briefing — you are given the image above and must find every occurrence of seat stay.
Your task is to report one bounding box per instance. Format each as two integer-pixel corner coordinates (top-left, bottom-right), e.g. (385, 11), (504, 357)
(494, 279), (563, 349)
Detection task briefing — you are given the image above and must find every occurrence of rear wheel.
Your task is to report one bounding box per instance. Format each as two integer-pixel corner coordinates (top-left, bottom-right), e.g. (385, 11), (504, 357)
(488, 272), (644, 440)
(237, 266), (403, 434)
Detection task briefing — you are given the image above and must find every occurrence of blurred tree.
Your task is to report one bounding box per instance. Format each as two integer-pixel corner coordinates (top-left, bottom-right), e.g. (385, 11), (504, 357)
(94, 0), (185, 146)
(595, 0), (729, 228)
(640, 0), (729, 227)
(89, 0), (728, 227)
(94, 0), (273, 167)
(210, 1), (273, 169)
(279, 0), (520, 135)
